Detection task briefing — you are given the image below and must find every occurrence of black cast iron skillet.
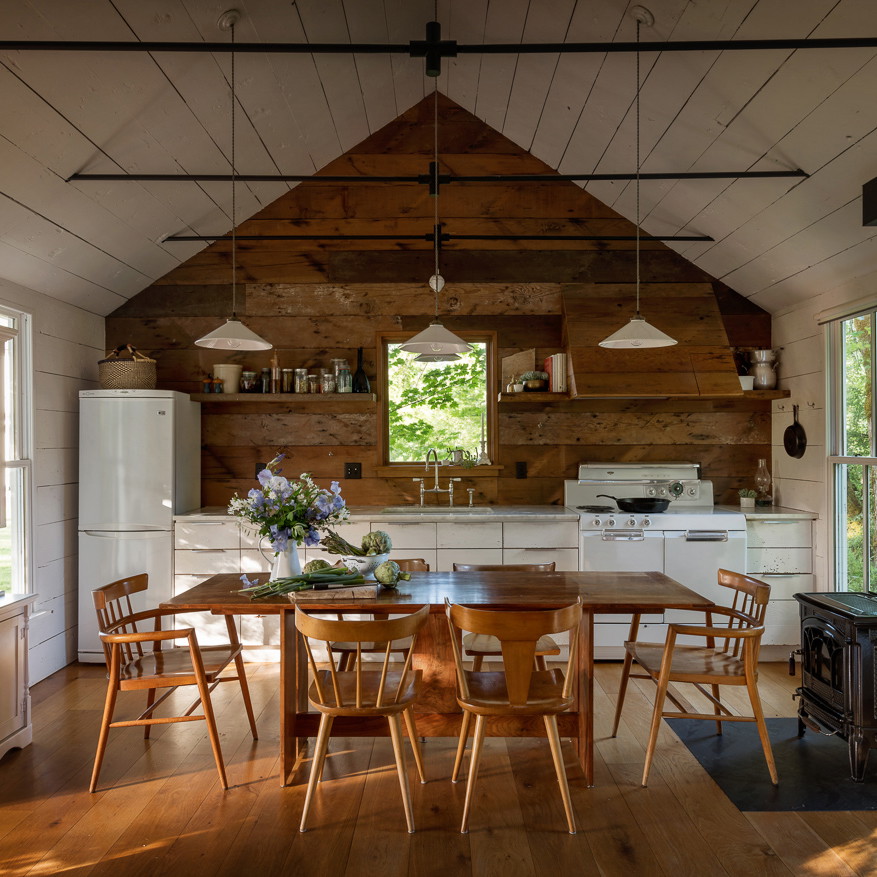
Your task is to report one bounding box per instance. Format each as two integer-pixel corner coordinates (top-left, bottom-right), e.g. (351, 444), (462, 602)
(784, 404), (807, 459)
(596, 494), (671, 513)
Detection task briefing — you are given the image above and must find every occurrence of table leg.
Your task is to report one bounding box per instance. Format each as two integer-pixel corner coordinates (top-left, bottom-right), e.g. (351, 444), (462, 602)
(574, 610), (594, 786)
(280, 611), (298, 786)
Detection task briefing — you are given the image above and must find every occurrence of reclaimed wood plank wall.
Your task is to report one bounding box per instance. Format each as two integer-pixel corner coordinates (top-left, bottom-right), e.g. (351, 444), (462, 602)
(106, 95), (772, 509)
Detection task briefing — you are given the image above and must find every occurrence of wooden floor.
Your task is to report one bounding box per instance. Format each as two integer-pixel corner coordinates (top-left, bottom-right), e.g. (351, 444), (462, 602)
(1, 661), (875, 877)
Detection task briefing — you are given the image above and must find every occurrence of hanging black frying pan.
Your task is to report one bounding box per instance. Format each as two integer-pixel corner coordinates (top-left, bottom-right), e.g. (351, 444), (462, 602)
(783, 405), (807, 458)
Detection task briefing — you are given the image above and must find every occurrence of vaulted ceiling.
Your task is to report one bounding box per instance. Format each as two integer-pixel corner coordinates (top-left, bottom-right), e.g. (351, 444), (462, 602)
(2, 0), (876, 317)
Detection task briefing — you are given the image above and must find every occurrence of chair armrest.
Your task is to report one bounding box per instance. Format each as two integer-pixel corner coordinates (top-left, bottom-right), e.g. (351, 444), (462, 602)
(667, 622), (763, 640)
(100, 627), (196, 644)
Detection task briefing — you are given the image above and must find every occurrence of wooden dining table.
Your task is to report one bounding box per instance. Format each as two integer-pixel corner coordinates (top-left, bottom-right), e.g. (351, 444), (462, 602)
(162, 569), (712, 787)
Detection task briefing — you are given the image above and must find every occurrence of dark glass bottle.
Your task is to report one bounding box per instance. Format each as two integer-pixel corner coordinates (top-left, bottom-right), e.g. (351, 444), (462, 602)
(352, 347), (370, 393)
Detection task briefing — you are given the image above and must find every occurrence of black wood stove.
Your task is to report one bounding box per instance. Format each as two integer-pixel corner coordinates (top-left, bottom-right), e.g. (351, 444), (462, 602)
(794, 591), (877, 781)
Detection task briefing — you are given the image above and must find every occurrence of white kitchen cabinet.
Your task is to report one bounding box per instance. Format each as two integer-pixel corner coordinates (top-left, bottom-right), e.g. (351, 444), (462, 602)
(0, 594), (36, 761)
(746, 516), (814, 647)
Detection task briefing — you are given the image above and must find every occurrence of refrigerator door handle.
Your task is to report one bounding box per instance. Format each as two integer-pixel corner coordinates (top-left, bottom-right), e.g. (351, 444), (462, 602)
(83, 529), (169, 539)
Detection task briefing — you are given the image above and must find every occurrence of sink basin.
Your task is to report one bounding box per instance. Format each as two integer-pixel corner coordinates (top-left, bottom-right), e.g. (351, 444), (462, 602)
(379, 506), (494, 515)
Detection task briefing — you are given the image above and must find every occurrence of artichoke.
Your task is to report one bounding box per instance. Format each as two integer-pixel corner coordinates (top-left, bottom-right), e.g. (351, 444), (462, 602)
(374, 560), (411, 588)
(362, 530), (393, 555)
(303, 558), (333, 574)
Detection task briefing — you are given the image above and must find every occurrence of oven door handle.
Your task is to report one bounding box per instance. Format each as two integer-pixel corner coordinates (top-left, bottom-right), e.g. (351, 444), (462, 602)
(683, 530), (729, 542)
(601, 529), (645, 541)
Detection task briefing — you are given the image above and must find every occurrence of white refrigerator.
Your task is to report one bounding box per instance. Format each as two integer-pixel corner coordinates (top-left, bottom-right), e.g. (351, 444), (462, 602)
(77, 389), (201, 662)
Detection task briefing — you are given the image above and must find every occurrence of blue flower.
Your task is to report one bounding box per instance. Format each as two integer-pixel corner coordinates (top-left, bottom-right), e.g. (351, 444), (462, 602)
(240, 573), (258, 587)
(305, 527), (320, 546)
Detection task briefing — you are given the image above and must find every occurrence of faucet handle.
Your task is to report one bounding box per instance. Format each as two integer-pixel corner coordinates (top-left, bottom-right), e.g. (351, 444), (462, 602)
(449, 477), (462, 482)
(412, 477), (424, 482)
(467, 488), (475, 507)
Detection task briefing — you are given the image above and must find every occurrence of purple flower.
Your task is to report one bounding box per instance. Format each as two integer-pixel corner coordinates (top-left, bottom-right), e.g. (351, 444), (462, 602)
(305, 527), (320, 546)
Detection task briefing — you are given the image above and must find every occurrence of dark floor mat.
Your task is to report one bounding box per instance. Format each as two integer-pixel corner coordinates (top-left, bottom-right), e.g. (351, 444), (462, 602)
(666, 717), (877, 811)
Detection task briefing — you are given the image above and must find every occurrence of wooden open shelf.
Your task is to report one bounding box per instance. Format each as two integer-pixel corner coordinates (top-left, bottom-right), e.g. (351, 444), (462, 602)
(191, 392), (377, 403)
(498, 389), (790, 402)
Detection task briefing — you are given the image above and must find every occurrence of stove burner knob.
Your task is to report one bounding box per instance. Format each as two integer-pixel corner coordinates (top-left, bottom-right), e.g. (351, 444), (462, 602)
(606, 518), (616, 527)
(643, 517), (651, 527)
(647, 487), (656, 496)
(688, 487), (697, 496)
(592, 517), (601, 527)
(627, 517), (637, 528)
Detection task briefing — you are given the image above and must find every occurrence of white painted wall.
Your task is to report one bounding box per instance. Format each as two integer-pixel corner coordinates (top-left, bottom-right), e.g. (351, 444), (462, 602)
(771, 269), (877, 592)
(0, 278), (103, 683)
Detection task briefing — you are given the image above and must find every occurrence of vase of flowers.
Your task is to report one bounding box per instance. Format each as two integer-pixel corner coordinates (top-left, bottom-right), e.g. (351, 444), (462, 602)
(228, 455), (349, 581)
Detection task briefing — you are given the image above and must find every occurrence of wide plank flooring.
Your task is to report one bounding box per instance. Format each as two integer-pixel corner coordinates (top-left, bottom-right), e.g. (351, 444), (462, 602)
(0, 661), (874, 876)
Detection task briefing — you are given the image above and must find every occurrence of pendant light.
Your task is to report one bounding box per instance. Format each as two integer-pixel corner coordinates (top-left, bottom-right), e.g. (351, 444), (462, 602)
(599, 7), (676, 350)
(400, 80), (471, 360)
(196, 11), (271, 352)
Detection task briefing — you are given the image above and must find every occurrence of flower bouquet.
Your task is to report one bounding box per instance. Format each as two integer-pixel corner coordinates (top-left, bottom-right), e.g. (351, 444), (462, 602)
(228, 455), (349, 581)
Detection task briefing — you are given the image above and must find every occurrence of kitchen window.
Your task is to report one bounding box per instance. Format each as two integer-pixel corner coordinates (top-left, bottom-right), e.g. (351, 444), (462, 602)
(378, 332), (494, 465)
(830, 310), (877, 592)
(0, 305), (31, 594)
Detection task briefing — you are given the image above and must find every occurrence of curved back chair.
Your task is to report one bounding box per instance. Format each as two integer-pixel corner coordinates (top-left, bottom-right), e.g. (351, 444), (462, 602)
(396, 558), (430, 572)
(295, 604), (430, 834)
(90, 573), (257, 792)
(445, 598), (583, 834)
(451, 563), (560, 669)
(611, 568), (775, 787)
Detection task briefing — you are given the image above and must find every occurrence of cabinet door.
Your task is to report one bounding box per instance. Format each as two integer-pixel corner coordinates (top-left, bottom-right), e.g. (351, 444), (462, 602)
(747, 520), (811, 549)
(503, 522), (578, 549)
(0, 612), (26, 743)
(747, 547), (811, 574)
(437, 548), (504, 571)
(502, 548), (579, 570)
(174, 548), (241, 575)
(174, 520), (239, 549)
(437, 522), (502, 549)
(375, 522), (436, 549)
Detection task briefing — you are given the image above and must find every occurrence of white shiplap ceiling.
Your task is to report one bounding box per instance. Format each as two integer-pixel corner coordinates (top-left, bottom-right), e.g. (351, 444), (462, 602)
(0, 0), (875, 316)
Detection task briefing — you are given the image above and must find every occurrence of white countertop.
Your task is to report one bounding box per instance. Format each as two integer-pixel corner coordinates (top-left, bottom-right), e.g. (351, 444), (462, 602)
(715, 504), (818, 520)
(176, 505), (578, 523)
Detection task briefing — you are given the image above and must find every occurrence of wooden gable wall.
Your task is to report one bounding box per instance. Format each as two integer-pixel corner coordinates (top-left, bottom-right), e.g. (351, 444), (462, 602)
(107, 95), (772, 507)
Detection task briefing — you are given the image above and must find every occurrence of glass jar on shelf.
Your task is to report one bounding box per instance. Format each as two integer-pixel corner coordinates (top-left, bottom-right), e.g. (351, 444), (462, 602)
(281, 369), (294, 393)
(335, 359), (352, 393)
(754, 458), (772, 504)
(294, 368), (308, 393)
(321, 372), (336, 394)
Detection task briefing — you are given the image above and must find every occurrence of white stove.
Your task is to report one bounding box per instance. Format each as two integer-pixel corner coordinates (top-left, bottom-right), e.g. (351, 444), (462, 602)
(564, 463), (747, 657)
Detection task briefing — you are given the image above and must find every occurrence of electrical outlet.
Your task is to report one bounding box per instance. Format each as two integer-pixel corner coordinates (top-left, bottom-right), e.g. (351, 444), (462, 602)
(255, 462), (266, 478)
(515, 461), (527, 479)
(345, 462), (362, 479)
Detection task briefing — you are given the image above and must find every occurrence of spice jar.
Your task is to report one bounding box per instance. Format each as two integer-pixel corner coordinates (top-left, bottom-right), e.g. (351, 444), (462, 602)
(212, 377), (224, 394)
(294, 368), (308, 393)
(281, 369), (294, 393)
(240, 370), (257, 392)
(260, 367), (271, 394)
(336, 362), (352, 393)
(321, 372), (336, 394)
(201, 377), (213, 393)
(306, 374), (319, 394)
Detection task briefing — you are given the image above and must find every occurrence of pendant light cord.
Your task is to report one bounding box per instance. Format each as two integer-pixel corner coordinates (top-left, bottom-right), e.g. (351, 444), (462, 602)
(231, 23), (237, 319)
(433, 78), (440, 320)
(635, 18), (641, 318)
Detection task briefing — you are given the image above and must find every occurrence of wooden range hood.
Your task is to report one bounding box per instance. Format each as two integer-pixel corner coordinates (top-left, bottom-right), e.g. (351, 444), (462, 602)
(562, 283), (743, 398)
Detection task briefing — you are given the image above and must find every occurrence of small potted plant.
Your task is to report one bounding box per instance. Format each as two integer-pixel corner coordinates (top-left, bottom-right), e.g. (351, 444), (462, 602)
(521, 370), (549, 392)
(738, 488), (757, 509)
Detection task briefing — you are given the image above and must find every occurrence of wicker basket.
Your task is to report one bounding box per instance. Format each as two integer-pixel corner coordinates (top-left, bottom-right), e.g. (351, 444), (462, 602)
(98, 344), (157, 390)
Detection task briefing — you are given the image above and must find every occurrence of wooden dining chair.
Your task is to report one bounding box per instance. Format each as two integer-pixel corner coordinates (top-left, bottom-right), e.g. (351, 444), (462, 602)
(90, 573), (258, 793)
(452, 563), (561, 669)
(445, 598), (583, 834)
(295, 604), (430, 833)
(331, 558), (429, 670)
(611, 568), (777, 787)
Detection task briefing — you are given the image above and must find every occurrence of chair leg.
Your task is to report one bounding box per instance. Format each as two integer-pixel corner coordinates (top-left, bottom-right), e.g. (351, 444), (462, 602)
(641, 672), (671, 787)
(745, 675), (779, 785)
(388, 713), (416, 834)
(535, 655), (547, 671)
(711, 684), (723, 736)
(452, 709), (472, 783)
(233, 651), (259, 741)
(143, 688), (156, 740)
(300, 713), (334, 832)
(193, 664), (228, 790)
(460, 714), (486, 834)
(89, 678), (119, 793)
(471, 655), (484, 672)
(611, 649), (635, 738)
(403, 707), (427, 784)
(544, 714), (576, 835)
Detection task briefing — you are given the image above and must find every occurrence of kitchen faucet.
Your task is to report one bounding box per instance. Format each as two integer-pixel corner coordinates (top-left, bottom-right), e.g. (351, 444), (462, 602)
(413, 448), (462, 506)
